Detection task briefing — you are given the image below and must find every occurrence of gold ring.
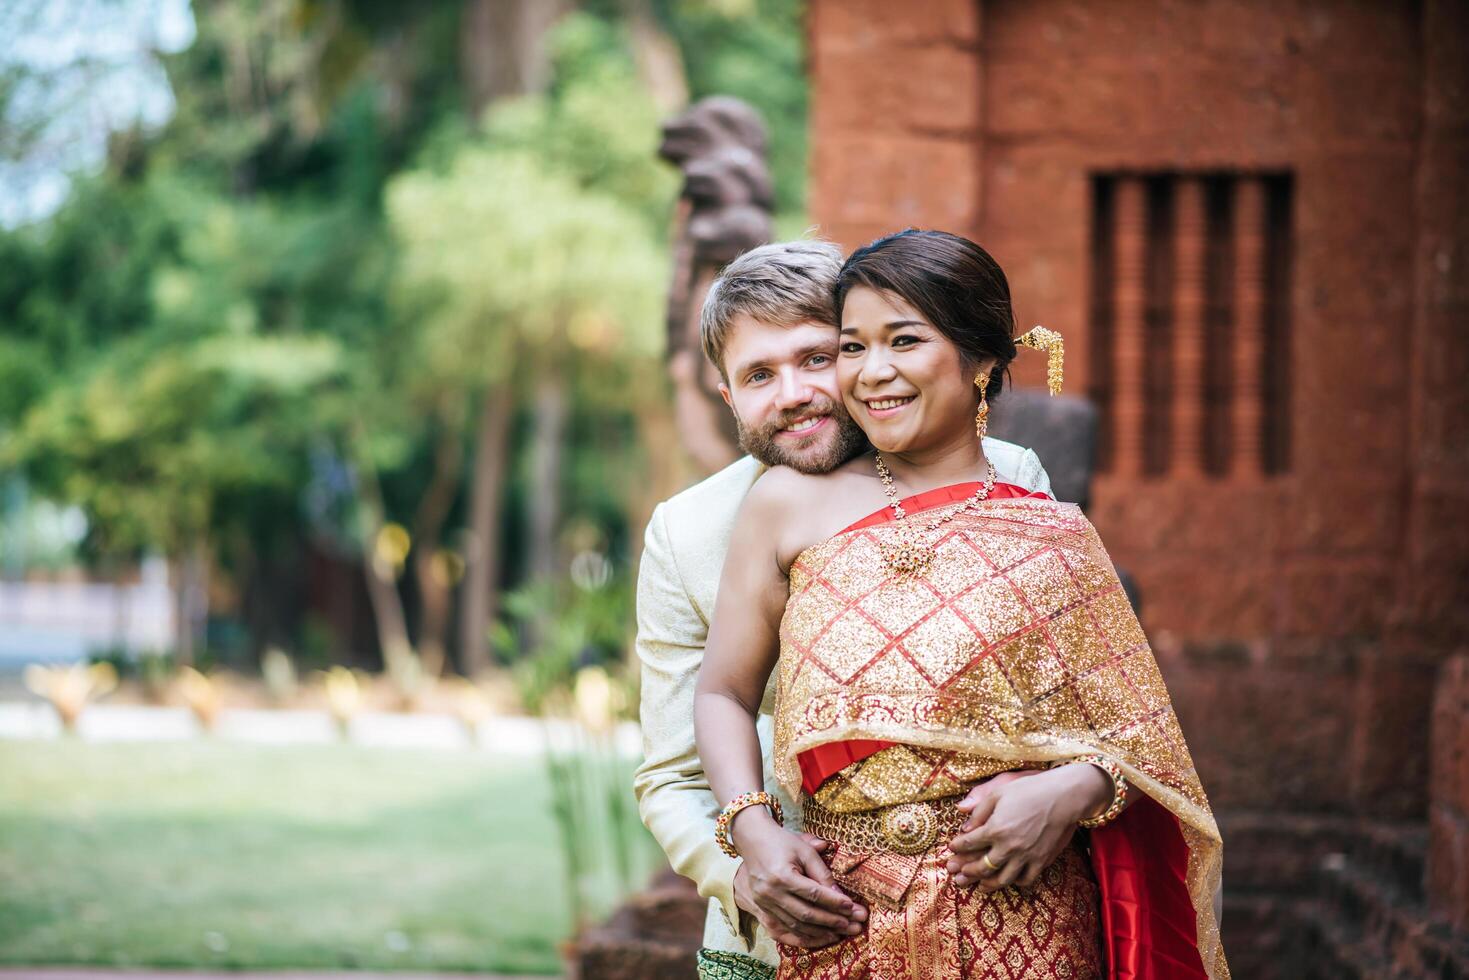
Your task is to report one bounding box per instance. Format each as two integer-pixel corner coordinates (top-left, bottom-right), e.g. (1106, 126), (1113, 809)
(981, 853), (1002, 873)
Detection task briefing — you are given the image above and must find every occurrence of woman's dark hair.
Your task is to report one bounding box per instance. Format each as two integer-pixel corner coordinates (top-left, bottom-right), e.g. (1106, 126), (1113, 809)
(834, 229), (1018, 398)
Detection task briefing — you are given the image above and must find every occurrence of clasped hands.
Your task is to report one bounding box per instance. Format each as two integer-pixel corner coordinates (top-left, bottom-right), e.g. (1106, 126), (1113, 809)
(732, 765), (1113, 949)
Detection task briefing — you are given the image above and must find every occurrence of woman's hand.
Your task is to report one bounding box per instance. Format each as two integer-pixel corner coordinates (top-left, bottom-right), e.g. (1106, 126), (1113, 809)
(945, 764), (1113, 892)
(732, 808), (867, 946)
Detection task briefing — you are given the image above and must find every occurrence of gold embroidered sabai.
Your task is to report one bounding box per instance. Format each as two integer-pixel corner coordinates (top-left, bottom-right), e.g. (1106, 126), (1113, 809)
(774, 497), (1228, 980)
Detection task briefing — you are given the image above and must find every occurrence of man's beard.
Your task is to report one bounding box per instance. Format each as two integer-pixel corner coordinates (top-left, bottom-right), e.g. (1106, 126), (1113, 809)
(734, 397), (869, 474)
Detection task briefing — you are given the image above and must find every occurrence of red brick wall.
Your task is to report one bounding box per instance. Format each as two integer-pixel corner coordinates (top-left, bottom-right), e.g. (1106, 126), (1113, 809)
(808, 0), (1468, 821)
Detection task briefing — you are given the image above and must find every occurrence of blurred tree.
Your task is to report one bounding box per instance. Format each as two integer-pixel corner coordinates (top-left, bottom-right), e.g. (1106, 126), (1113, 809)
(655, 0), (806, 224)
(0, 150), (388, 665)
(0, 0), (805, 677)
(461, 0), (571, 111)
(388, 130), (664, 673)
(450, 0), (570, 677)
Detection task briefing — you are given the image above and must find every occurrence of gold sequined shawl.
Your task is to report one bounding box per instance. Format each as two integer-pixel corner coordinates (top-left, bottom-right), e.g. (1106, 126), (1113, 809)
(773, 496), (1228, 979)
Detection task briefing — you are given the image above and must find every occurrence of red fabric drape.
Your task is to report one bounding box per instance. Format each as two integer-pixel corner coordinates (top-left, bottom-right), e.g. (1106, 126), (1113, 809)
(796, 481), (1210, 979)
(1089, 796), (1209, 978)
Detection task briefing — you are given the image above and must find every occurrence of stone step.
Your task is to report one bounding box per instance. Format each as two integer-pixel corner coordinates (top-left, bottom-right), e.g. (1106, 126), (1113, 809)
(1293, 896), (1400, 980)
(1216, 812), (1463, 978)
(1219, 811), (1426, 899)
(1353, 822), (1430, 905)
(1314, 855), (1469, 980)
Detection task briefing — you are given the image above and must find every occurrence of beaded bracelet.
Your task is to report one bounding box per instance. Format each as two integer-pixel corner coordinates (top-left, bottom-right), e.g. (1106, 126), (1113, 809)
(1068, 754), (1129, 829)
(714, 791), (784, 859)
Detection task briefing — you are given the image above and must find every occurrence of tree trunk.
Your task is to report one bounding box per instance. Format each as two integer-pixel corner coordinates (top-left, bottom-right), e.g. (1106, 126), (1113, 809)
(459, 384), (515, 677)
(411, 408), (466, 677)
(460, 0), (570, 115)
(171, 535), (210, 667)
(620, 0), (688, 113)
(110, 559), (132, 654)
(354, 455), (415, 674)
(527, 375), (568, 584)
(405, 399), (461, 675)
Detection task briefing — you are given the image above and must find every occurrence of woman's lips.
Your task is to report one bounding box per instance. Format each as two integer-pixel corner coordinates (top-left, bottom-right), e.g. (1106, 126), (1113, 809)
(863, 395), (915, 419)
(778, 415), (830, 438)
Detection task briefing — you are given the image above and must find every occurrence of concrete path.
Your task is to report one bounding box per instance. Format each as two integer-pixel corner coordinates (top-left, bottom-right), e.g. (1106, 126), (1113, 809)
(0, 970), (558, 980)
(0, 701), (640, 756)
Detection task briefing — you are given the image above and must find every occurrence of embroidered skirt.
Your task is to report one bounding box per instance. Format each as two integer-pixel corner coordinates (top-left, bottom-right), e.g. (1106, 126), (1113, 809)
(777, 798), (1102, 980)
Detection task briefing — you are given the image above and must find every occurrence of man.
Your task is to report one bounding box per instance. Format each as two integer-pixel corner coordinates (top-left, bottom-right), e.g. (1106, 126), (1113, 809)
(633, 240), (1054, 978)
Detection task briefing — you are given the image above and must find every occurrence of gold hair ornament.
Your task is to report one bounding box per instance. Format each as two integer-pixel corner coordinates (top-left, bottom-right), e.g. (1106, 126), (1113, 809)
(1015, 325), (1065, 396)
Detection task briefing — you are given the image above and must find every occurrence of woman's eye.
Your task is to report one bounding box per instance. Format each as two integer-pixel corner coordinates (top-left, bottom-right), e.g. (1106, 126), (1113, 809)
(839, 342), (863, 354)
(892, 335), (919, 348)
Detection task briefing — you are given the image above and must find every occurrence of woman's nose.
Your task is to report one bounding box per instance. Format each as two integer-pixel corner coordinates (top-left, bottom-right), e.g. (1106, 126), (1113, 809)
(858, 350), (896, 386)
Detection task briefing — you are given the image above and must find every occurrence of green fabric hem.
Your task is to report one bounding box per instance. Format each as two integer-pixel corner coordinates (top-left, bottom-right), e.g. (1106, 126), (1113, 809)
(697, 946), (777, 980)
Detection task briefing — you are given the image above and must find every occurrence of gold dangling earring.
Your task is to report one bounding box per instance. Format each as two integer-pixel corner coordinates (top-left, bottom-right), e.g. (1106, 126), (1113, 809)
(974, 370), (990, 440)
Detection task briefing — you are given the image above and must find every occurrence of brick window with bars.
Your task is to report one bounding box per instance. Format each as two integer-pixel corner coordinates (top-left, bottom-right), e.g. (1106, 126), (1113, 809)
(1087, 173), (1293, 478)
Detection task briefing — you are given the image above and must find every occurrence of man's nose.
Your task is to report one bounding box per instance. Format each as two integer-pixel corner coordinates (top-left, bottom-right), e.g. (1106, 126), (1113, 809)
(774, 369), (814, 408)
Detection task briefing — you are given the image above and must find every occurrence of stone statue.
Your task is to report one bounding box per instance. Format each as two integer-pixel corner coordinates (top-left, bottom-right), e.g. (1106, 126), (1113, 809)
(658, 96), (775, 474)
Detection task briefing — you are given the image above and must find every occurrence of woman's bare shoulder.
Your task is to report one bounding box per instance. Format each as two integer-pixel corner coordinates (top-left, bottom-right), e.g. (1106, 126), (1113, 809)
(742, 465), (833, 521)
(743, 457), (881, 563)
(746, 458), (871, 508)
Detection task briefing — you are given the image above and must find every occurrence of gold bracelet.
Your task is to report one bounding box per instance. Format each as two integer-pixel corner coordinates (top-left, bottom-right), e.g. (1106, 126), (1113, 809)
(714, 791), (784, 859)
(1068, 754), (1129, 829)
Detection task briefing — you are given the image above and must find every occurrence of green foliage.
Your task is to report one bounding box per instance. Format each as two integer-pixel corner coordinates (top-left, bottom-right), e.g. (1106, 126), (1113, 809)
(484, 13), (680, 228)
(7, 326), (344, 556)
(493, 575), (633, 715)
(386, 146), (665, 383)
(0, 177), (183, 424)
(0, 0), (810, 665)
(0, 166), (371, 559)
(386, 12), (676, 398)
(154, 0), (465, 197)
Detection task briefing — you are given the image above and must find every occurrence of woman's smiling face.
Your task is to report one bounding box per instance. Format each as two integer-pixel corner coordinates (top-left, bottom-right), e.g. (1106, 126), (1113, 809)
(837, 285), (994, 455)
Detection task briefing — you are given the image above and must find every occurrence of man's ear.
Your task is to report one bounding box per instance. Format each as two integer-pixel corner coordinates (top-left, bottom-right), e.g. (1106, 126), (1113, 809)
(718, 382), (733, 408)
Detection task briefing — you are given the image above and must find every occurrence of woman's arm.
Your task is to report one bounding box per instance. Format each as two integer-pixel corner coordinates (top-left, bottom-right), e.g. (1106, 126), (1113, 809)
(693, 473), (791, 812)
(693, 471), (866, 943)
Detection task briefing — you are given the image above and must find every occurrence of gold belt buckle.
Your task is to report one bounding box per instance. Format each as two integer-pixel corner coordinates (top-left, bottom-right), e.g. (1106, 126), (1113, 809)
(879, 802), (938, 855)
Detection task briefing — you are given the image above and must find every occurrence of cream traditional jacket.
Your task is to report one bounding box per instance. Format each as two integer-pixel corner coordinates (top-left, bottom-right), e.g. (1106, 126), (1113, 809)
(632, 439), (1054, 967)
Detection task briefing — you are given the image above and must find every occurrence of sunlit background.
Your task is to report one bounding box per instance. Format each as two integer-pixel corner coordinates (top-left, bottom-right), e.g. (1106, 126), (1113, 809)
(0, 0), (804, 973)
(5, 1), (1468, 978)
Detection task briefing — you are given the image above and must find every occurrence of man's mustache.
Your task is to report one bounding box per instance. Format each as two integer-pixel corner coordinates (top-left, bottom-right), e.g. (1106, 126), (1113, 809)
(765, 398), (842, 433)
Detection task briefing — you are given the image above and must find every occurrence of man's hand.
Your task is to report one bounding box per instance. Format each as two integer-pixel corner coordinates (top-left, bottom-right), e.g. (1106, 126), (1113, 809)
(731, 817), (866, 948)
(946, 765), (1110, 893)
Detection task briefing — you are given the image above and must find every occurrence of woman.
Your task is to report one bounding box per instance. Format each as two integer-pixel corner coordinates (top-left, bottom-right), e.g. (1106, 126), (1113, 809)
(694, 230), (1228, 979)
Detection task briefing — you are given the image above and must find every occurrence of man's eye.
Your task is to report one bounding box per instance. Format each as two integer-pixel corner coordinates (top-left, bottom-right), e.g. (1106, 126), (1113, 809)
(808, 354), (832, 367)
(748, 371), (770, 383)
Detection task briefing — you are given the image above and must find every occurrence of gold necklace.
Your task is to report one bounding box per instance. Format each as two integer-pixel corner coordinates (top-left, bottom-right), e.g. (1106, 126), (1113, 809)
(873, 452), (996, 575)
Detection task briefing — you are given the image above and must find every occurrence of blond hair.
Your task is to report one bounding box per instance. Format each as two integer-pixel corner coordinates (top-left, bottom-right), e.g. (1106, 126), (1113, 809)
(700, 239), (844, 377)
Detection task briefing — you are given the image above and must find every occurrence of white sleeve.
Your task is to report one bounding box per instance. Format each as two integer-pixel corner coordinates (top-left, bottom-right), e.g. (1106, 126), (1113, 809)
(1017, 447), (1055, 499)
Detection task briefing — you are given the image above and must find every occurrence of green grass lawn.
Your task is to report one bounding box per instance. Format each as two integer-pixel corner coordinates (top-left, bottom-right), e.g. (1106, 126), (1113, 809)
(0, 738), (657, 974)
